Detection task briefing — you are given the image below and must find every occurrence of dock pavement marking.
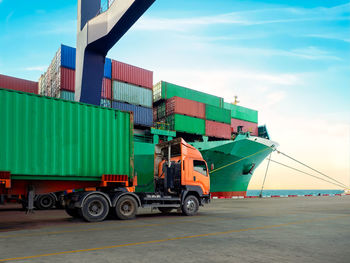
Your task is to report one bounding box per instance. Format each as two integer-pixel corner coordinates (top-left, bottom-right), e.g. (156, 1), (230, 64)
(0, 214), (349, 262)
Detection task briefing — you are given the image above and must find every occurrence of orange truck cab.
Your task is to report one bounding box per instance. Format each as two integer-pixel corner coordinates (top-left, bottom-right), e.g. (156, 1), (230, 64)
(155, 138), (210, 197)
(64, 138), (210, 222)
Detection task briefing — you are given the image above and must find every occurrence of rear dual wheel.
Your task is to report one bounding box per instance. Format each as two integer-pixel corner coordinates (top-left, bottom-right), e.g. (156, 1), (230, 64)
(80, 195), (110, 222)
(115, 196), (138, 220)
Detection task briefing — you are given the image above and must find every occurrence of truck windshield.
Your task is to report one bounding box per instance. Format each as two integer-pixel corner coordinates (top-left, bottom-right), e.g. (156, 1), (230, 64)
(193, 160), (207, 176)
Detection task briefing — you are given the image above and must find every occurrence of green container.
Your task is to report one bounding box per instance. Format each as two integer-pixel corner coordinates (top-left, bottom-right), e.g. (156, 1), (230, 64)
(166, 114), (205, 135)
(58, 90), (75, 101)
(205, 104), (231, 124)
(0, 88), (134, 181)
(153, 81), (224, 107)
(113, 80), (152, 108)
(223, 102), (258, 123)
(134, 141), (155, 193)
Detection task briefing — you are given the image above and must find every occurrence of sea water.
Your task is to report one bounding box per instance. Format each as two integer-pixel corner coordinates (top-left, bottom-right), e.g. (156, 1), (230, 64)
(247, 189), (344, 197)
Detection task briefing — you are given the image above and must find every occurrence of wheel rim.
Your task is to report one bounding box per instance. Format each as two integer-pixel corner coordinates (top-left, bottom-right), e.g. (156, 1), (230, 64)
(186, 199), (196, 213)
(40, 196), (53, 208)
(120, 200), (134, 216)
(88, 200), (104, 217)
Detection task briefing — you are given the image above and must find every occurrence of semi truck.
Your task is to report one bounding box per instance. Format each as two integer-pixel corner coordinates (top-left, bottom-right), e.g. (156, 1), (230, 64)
(0, 88), (210, 222)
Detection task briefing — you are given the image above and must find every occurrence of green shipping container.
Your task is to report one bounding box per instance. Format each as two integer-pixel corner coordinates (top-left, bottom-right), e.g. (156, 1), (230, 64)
(113, 80), (152, 108)
(205, 104), (231, 124)
(223, 102), (258, 123)
(166, 114), (205, 135)
(0, 88), (134, 181)
(153, 81), (224, 108)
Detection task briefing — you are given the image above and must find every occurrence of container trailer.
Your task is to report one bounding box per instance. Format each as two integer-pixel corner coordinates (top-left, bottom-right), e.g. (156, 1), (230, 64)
(0, 89), (210, 222)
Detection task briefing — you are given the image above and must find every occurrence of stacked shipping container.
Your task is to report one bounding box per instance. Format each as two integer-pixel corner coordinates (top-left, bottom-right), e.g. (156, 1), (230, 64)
(224, 102), (258, 136)
(153, 81), (259, 139)
(111, 60), (153, 127)
(38, 44), (112, 105)
(38, 44), (153, 127)
(0, 74), (38, 94)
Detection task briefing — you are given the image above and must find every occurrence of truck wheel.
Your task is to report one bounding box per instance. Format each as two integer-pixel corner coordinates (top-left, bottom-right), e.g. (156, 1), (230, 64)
(158, 207), (173, 214)
(115, 195), (138, 220)
(80, 195), (109, 222)
(181, 195), (199, 216)
(35, 194), (56, 210)
(65, 200), (80, 218)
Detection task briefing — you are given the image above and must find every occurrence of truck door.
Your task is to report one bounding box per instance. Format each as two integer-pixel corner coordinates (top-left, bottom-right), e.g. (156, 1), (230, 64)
(190, 160), (210, 195)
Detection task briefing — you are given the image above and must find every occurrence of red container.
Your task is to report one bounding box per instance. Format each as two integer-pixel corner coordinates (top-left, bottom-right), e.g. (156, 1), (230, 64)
(112, 60), (153, 89)
(166, 96), (205, 119)
(230, 118), (258, 136)
(60, 68), (111, 99)
(101, 78), (112, 99)
(0, 74), (38, 94)
(205, 120), (231, 139)
(60, 67), (75, 92)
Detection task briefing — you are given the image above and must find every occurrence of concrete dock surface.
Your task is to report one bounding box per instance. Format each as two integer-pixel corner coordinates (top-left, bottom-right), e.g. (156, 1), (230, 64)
(0, 196), (349, 263)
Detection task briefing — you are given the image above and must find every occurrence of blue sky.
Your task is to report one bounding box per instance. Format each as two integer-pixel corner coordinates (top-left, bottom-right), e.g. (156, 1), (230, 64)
(0, 0), (349, 189)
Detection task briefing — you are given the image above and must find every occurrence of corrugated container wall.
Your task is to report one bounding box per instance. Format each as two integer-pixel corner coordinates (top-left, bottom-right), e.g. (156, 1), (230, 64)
(112, 101), (153, 127)
(102, 78), (112, 99)
(166, 114), (205, 135)
(58, 90), (75, 101)
(0, 74), (38, 94)
(112, 60), (153, 89)
(112, 80), (152, 108)
(60, 45), (76, 70)
(231, 118), (258, 136)
(224, 102), (258, 123)
(166, 96), (205, 119)
(205, 104), (231, 124)
(60, 67), (75, 92)
(0, 88), (133, 181)
(205, 120), (231, 139)
(153, 81), (223, 107)
(104, 58), (112, 79)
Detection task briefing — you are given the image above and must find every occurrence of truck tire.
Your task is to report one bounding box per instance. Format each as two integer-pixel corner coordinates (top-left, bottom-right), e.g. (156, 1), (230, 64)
(65, 200), (80, 218)
(181, 195), (199, 216)
(115, 195), (138, 220)
(158, 207), (173, 214)
(80, 194), (110, 222)
(35, 194), (56, 210)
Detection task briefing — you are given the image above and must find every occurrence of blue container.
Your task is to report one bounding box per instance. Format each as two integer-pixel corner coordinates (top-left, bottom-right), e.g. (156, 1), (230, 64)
(104, 58), (112, 79)
(112, 101), (153, 127)
(60, 44), (112, 78)
(60, 45), (76, 70)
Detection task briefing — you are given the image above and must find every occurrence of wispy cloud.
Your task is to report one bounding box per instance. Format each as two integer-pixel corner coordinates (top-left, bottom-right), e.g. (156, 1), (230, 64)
(135, 3), (350, 31)
(305, 34), (350, 43)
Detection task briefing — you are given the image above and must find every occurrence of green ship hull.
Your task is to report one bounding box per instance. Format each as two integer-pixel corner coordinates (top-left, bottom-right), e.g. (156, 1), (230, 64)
(192, 134), (277, 197)
(134, 134), (277, 197)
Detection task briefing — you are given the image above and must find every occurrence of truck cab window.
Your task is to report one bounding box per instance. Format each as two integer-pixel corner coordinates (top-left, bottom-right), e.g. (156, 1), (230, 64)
(193, 160), (207, 176)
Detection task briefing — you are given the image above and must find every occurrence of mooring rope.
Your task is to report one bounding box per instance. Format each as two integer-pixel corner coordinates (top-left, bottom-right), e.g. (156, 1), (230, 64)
(269, 159), (349, 190)
(276, 150), (348, 189)
(259, 153), (272, 197)
(210, 147), (272, 174)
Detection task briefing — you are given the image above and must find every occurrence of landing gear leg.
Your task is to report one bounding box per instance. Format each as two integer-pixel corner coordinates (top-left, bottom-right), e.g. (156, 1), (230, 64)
(26, 185), (35, 214)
